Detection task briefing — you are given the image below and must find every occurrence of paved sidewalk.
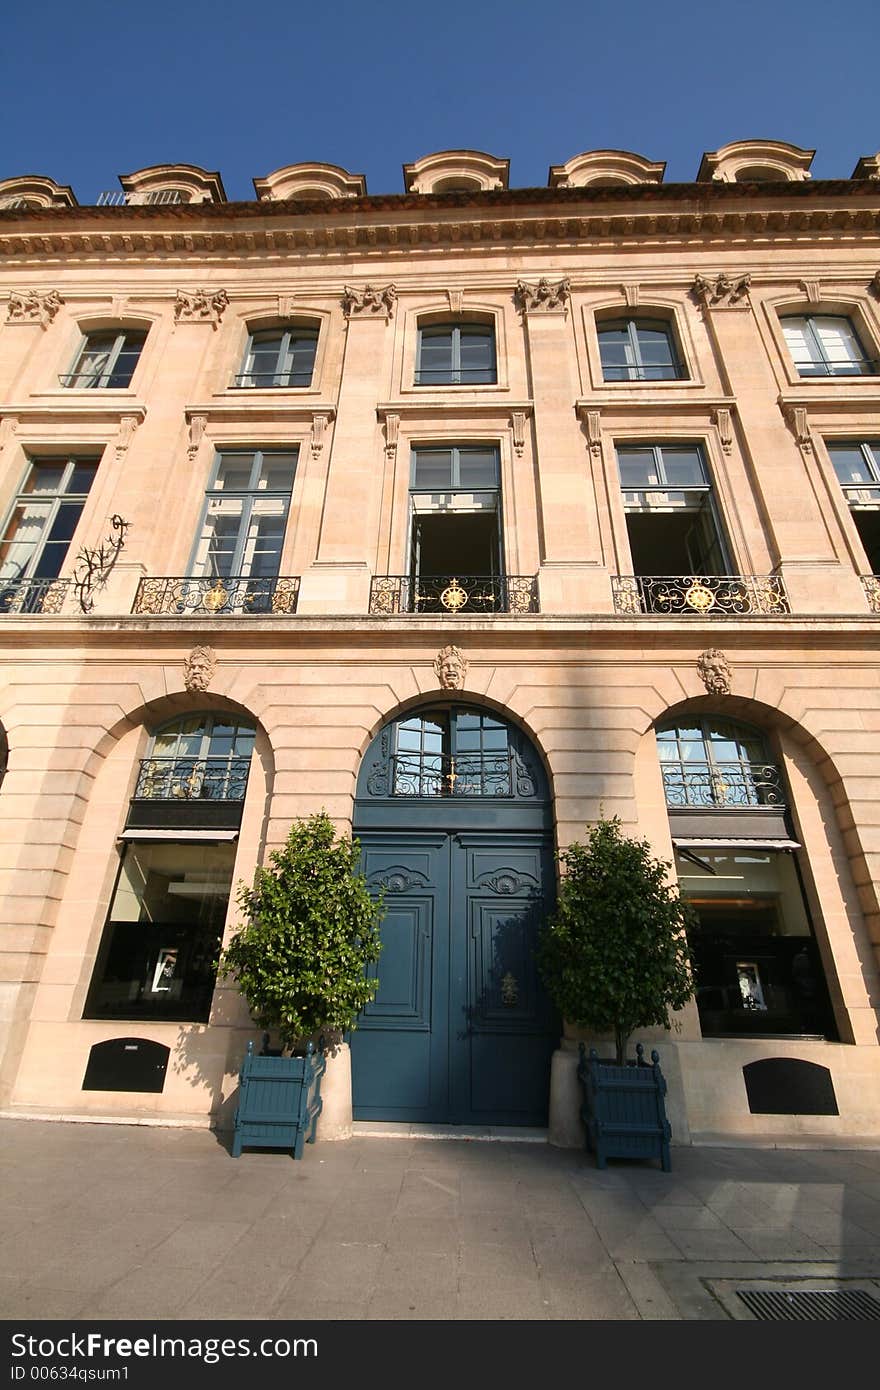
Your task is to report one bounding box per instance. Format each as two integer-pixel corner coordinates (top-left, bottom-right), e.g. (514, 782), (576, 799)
(0, 1119), (879, 1320)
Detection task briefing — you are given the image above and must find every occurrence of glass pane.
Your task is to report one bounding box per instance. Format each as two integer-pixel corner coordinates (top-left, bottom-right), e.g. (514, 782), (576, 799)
(24, 464), (66, 495)
(458, 328), (496, 381)
(599, 325), (632, 377)
(616, 449), (657, 487)
(828, 445), (875, 485)
(256, 453), (297, 491)
(286, 331), (318, 384)
(0, 502), (51, 577)
(195, 499), (243, 576)
(75, 335), (116, 384)
(241, 502), (286, 577)
(661, 448), (707, 487)
(246, 332), (284, 381)
(67, 462), (98, 494)
(635, 325), (675, 367)
(31, 502), (86, 579)
(456, 450), (499, 489)
(781, 318), (815, 364)
(213, 457), (255, 491)
(412, 451), (453, 490)
(813, 317), (864, 366)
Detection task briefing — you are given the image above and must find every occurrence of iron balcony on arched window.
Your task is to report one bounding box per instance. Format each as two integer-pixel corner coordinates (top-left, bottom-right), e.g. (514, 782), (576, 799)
(127, 714), (256, 831)
(656, 717), (791, 843)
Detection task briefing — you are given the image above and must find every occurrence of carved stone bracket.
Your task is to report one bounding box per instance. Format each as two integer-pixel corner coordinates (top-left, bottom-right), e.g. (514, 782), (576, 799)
(174, 288), (229, 328)
(446, 289), (464, 314)
(0, 416), (18, 452)
(800, 280), (822, 305)
(697, 648), (732, 696)
(115, 414), (139, 459)
(584, 409), (603, 457)
(515, 277), (571, 313)
(342, 284), (397, 319)
(691, 273), (752, 308)
(511, 411), (527, 458)
(713, 407), (734, 455)
(278, 294), (297, 318)
(311, 413), (330, 459)
(184, 645), (217, 693)
(187, 414), (207, 461)
(782, 403), (813, 454)
(383, 412), (400, 460)
(621, 283), (640, 308)
(6, 288), (64, 327)
(434, 644), (467, 691)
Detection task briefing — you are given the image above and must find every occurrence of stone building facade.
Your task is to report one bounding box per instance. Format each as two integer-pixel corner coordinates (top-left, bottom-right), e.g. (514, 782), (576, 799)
(1, 141), (880, 1143)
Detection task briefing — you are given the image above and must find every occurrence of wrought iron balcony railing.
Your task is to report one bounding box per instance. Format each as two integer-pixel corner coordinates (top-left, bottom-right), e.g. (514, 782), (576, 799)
(793, 358), (879, 377)
(96, 189), (185, 206)
(367, 750), (536, 799)
(611, 574), (789, 617)
(861, 575), (880, 613)
(662, 760), (786, 809)
(232, 372), (314, 388)
(369, 574), (539, 615)
(133, 756), (251, 802)
(132, 575), (300, 616)
(601, 362), (688, 382)
(413, 368), (498, 385)
(0, 577), (69, 615)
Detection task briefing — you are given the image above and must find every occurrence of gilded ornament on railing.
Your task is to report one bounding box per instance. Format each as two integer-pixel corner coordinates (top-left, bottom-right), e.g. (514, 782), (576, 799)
(270, 579), (299, 614)
(201, 579), (229, 612)
(439, 578), (468, 611)
(683, 581), (716, 613)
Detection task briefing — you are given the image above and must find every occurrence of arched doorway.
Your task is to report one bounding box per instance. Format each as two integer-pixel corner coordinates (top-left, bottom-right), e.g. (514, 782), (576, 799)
(351, 704), (557, 1124)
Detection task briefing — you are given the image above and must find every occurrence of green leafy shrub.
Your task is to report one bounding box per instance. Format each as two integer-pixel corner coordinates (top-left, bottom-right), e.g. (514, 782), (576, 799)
(219, 812), (383, 1050)
(538, 817), (695, 1063)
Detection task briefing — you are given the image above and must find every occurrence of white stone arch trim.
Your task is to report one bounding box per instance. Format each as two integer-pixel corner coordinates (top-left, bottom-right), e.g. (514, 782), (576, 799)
(548, 149), (665, 187)
(253, 163), (367, 201)
(118, 164), (226, 204)
(696, 140), (814, 183)
(0, 174), (77, 208)
(403, 150), (509, 194)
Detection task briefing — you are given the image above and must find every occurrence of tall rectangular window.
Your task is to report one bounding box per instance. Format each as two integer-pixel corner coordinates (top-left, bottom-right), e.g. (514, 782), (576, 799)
(191, 450), (297, 583)
(617, 443), (729, 577)
(408, 446), (502, 611)
(0, 457), (97, 612)
(826, 440), (880, 573)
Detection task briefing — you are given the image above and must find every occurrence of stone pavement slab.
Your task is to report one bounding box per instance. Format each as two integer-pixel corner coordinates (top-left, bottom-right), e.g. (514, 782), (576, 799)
(0, 1119), (878, 1321)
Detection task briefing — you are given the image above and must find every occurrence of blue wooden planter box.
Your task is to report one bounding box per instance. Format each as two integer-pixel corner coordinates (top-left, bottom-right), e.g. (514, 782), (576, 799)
(232, 1040), (325, 1159)
(577, 1043), (672, 1171)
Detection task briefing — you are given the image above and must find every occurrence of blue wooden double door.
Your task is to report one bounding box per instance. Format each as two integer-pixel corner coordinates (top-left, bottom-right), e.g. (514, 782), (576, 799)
(351, 830), (558, 1124)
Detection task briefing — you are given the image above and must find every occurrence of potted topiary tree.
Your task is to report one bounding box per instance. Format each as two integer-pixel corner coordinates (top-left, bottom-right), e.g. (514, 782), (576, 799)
(219, 811), (383, 1158)
(538, 817), (695, 1170)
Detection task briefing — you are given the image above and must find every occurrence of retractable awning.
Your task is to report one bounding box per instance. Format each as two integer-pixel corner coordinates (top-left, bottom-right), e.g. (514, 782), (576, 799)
(672, 836), (801, 851)
(118, 829), (238, 842)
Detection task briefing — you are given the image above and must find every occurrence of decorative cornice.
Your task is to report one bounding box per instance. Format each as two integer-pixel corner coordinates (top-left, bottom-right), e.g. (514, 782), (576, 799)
(516, 277), (570, 312)
(6, 288), (63, 326)
(1, 200), (879, 260)
(174, 287), (229, 327)
(691, 272), (752, 308)
(185, 401), (336, 426)
(377, 399), (533, 419)
(342, 283), (396, 318)
(0, 401), (147, 426)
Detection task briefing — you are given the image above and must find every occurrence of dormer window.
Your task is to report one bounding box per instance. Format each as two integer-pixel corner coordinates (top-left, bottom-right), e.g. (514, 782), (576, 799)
(781, 315), (875, 378)
(235, 325), (319, 388)
(598, 317), (686, 382)
(415, 322), (496, 385)
(61, 330), (147, 389)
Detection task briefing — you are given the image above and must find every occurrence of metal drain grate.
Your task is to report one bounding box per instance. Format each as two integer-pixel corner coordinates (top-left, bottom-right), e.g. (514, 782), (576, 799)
(736, 1287), (880, 1321)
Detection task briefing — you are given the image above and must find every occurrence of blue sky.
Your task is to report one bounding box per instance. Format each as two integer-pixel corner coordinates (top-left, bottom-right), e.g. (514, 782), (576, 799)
(3, 0), (877, 201)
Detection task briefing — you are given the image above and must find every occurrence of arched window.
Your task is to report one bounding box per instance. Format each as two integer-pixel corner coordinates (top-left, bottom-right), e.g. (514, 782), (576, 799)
(132, 713), (256, 814)
(597, 316), (686, 382)
(656, 716), (836, 1040)
(235, 324), (319, 388)
(61, 328), (148, 389)
(656, 716), (782, 808)
(780, 314), (876, 378)
(415, 320), (496, 385)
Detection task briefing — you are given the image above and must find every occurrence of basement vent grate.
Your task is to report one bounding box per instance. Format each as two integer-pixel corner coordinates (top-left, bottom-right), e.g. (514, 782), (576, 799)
(736, 1288), (880, 1321)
